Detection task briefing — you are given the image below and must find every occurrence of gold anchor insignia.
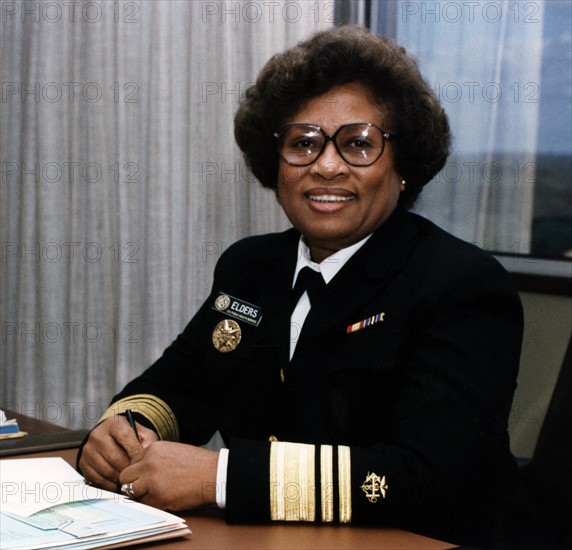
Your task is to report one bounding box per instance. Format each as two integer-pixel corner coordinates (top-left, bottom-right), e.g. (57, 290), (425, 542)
(361, 472), (388, 503)
(212, 319), (241, 352)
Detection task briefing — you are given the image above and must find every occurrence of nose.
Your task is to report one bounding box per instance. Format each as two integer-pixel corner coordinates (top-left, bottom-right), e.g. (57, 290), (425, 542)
(310, 140), (347, 179)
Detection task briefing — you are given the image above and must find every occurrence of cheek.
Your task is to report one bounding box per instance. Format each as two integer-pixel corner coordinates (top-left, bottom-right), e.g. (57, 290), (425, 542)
(383, 182), (402, 209)
(365, 172), (401, 214)
(278, 163), (305, 187)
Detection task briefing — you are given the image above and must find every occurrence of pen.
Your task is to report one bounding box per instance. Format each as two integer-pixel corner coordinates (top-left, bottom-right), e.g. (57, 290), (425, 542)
(125, 409), (141, 442)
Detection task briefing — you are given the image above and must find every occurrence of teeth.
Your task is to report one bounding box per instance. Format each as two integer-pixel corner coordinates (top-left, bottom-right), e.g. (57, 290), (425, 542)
(308, 195), (355, 203)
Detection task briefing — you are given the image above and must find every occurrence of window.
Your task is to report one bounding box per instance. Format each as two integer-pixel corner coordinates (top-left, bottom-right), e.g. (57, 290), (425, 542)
(340, 0), (572, 265)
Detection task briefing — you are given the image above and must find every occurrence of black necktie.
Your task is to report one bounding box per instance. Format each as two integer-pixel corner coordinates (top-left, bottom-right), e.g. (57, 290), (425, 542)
(291, 266), (326, 310)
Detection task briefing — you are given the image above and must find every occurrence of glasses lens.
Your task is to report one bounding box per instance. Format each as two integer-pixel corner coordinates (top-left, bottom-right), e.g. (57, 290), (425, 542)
(336, 124), (384, 166)
(276, 123), (387, 166)
(277, 125), (324, 165)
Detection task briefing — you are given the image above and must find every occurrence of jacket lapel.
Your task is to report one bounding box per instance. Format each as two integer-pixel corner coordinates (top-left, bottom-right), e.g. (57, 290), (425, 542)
(292, 208), (418, 356)
(252, 229), (300, 372)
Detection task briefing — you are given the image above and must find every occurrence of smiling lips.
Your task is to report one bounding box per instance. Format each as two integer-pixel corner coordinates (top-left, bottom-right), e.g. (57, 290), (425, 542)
(307, 194), (356, 203)
(305, 188), (356, 204)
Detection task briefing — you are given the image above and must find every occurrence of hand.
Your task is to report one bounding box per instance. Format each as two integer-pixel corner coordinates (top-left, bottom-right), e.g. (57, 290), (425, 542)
(79, 415), (158, 492)
(118, 442), (219, 511)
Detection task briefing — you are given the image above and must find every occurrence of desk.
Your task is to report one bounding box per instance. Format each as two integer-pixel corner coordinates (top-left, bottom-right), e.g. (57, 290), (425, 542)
(0, 409), (88, 457)
(4, 446), (457, 550)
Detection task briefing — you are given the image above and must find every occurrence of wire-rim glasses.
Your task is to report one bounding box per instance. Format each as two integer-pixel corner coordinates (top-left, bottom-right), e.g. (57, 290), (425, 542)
(273, 123), (396, 167)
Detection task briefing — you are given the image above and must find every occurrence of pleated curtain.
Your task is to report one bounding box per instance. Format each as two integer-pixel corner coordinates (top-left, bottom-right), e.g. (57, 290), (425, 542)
(1, 0), (332, 428)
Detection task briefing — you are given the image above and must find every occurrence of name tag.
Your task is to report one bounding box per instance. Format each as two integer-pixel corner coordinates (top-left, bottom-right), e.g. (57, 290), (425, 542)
(212, 292), (263, 326)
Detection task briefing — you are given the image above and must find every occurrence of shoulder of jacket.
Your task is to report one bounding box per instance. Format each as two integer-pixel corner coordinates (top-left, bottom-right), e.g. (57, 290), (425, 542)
(407, 212), (514, 287)
(410, 213), (499, 262)
(216, 228), (298, 270)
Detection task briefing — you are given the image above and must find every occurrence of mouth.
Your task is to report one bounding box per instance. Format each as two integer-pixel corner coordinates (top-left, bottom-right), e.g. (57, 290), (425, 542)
(306, 194), (356, 203)
(305, 187), (357, 204)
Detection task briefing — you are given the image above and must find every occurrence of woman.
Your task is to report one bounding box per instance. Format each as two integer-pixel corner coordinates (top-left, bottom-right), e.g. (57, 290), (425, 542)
(79, 26), (540, 547)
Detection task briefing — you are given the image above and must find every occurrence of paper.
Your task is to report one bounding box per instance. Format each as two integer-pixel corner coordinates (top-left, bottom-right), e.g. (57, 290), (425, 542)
(1, 458), (120, 516)
(0, 457), (191, 550)
(2, 500), (188, 550)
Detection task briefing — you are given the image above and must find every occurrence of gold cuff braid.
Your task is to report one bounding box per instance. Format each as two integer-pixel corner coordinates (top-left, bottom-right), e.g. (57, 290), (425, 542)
(320, 444), (334, 522)
(270, 441), (316, 521)
(338, 445), (352, 523)
(269, 441), (352, 523)
(98, 394), (180, 441)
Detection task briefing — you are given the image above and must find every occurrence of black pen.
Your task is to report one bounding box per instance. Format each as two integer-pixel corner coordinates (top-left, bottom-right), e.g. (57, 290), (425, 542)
(125, 409), (141, 442)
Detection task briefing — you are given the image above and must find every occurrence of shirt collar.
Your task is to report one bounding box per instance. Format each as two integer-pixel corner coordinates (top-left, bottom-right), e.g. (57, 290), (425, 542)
(293, 233), (372, 286)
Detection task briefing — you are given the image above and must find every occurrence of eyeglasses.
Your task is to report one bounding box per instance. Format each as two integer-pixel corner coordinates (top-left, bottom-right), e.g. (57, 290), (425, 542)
(273, 123), (396, 167)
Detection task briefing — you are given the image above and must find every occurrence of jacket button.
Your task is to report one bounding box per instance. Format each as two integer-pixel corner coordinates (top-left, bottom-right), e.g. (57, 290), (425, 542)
(280, 368), (285, 383)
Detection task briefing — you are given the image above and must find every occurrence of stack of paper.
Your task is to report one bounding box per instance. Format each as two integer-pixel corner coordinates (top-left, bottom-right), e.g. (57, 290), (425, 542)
(0, 410), (26, 440)
(0, 458), (191, 549)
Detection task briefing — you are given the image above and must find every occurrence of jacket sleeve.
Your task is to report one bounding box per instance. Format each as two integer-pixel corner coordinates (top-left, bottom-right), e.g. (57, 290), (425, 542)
(95, 300), (217, 445)
(91, 238), (257, 446)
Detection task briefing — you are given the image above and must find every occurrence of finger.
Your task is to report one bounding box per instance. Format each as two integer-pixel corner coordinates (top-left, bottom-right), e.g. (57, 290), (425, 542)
(82, 464), (117, 491)
(86, 417), (134, 470)
(102, 416), (142, 464)
(80, 427), (136, 491)
(137, 424), (159, 449)
(91, 433), (132, 473)
(118, 458), (142, 486)
(80, 453), (119, 484)
(81, 442), (126, 484)
(80, 456), (120, 492)
(85, 434), (126, 470)
(119, 478), (149, 501)
(108, 417), (143, 460)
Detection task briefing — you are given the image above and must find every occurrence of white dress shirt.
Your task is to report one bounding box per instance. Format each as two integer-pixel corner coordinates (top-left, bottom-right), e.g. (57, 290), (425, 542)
(289, 235), (371, 359)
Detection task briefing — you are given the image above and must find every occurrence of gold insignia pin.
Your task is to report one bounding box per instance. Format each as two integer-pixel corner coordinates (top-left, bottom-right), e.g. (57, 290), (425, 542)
(361, 472), (388, 503)
(212, 319), (241, 352)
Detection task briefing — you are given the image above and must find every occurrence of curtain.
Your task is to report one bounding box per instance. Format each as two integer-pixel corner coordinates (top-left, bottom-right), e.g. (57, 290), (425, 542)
(371, 0), (545, 252)
(0, 0), (332, 429)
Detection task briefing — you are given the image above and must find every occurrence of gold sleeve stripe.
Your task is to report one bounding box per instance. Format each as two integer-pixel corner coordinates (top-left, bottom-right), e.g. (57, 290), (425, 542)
(270, 441), (285, 520)
(98, 394), (180, 442)
(270, 442), (316, 522)
(320, 445), (334, 523)
(269, 442), (353, 524)
(338, 445), (352, 523)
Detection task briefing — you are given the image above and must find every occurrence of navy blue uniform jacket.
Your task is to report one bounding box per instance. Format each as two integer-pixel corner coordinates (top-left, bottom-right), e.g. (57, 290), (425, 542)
(106, 208), (534, 546)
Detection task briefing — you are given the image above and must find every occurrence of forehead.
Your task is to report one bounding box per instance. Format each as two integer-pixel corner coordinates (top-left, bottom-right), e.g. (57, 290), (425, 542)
(289, 82), (384, 131)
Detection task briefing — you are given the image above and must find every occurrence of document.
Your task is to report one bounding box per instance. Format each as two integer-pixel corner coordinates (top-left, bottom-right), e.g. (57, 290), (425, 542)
(0, 457), (191, 549)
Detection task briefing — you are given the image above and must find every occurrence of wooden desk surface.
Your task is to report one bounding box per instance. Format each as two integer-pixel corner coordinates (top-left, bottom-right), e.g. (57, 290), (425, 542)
(6, 410), (70, 435)
(0, 410), (88, 456)
(3, 447), (458, 550)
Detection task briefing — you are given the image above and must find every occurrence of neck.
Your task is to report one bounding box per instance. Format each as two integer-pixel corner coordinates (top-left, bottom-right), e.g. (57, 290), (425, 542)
(309, 245), (339, 264)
